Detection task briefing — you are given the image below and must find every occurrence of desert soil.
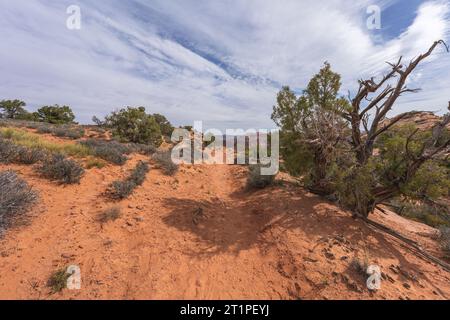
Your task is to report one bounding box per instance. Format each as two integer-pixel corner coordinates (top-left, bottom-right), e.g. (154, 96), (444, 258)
(0, 152), (450, 300)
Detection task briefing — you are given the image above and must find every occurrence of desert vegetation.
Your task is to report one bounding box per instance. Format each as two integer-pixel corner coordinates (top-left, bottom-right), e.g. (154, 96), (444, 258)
(97, 206), (122, 223)
(107, 161), (150, 199)
(37, 154), (85, 184)
(0, 170), (37, 234)
(95, 107), (165, 146)
(0, 40), (450, 301)
(152, 150), (179, 175)
(273, 41), (450, 226)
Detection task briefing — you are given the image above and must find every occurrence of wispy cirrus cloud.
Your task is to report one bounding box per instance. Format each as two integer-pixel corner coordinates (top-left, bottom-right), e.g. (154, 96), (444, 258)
(0, 0), (449, 130)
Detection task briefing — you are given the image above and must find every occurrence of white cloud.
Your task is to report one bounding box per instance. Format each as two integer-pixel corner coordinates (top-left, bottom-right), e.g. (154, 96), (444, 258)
(0, 0), (449, 130)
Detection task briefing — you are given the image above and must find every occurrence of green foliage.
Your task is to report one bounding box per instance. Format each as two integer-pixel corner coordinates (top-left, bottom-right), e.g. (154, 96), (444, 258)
(153, 113), (174, 137)
(104, 107), (162, 146)
(375, 125), (450, 201)
(273, 61), (450, 219)
(271, 63), (350, 188)
(0, 100), (28, 119)
(85, 157), (106, 169)
(47, 268), (70, 293)
(36, 105), (75, 124)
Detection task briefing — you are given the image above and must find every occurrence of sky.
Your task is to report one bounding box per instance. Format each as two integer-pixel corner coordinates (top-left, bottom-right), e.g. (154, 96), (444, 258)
(0, 0), (449, 130)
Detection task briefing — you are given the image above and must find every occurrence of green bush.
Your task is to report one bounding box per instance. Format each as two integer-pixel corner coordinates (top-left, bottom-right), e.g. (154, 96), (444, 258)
(0, 100), (27, 119)
(153, 113), (174, 137)
(36, 105), (75, 124)
(47, 268), (70, 293)
(103, 107), (162, 146)
(0, 170), (37, 233)
(38, 154), (85, 184)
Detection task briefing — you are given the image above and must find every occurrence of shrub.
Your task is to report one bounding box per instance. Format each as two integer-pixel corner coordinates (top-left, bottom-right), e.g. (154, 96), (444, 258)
(52, 126), (85, 140)
(0, 100), (27, 119)
(36, 105), (75, 124)
(247, 164), (276, 189)
(107, 161), (149, 199)
(15, 146), (47, 165)
(79, 139), (129, 165)
(36, 125), (54, 134)
(38, 154), (85, 184)
(0, 170), (37, 233)
(47, 268), (70, 293)
(85, 157), (106, 169)
(0, 128), (91, 158)
(103, 107), (162, 146)
(97, 206), (121, 223)
(153, 150), (178, 175)
(0, 138), (18, 163)
(153, 113), (174, 137)
(128, 143), (157, 156)
(0, 138), (46, 165)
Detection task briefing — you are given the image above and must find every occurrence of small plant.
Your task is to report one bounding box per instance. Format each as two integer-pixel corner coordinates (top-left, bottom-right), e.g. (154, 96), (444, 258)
(107, 161), (150, 199)
(36, 125), (53, 134)
(247, 164), (275, 189)
(0, 138), (18, 163)
(52, 126), (85, 140)
(85, 157), (106, 169)
(0, 170), (37, 233)
(79, 139), (129, 165)
(15, 146), (47, 165)
(47, 268), (70, 293)
(38, 154), (85, 184)
(351, 256), (369, 276)
(97, 206), (121, 223)
(153, 150), (178, 175)
(129, 143), (157, 156)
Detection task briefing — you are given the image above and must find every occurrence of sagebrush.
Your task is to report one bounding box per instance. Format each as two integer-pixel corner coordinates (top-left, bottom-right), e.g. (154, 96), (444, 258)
(38, 154), (85, 184)
(0, 170), (37, 233)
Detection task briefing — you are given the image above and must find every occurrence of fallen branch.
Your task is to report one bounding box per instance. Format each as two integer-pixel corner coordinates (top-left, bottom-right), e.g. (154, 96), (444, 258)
(357, 215), (450, 273)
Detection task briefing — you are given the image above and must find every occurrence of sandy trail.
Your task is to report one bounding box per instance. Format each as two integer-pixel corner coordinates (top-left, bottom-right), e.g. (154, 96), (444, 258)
(0, 159), (450, 300)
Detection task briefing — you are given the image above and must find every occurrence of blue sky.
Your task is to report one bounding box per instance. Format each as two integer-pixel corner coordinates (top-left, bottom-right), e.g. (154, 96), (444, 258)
(0, 0), (449, 130)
